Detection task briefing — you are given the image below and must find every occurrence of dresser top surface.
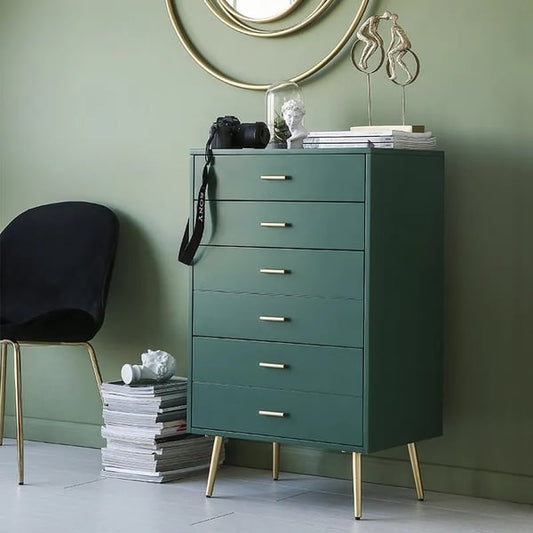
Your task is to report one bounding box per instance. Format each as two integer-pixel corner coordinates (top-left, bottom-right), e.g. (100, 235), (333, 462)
(190, 148), (444, 157)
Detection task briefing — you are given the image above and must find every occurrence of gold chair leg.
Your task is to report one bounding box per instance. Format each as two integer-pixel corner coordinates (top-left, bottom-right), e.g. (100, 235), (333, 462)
(84, 342), (103, 403)
(16, 341), (103, 401)
(407, 442), (424, 501)
(272, 442), (280, 480)
(12, 341), (24, 485)
(0, 342), (7, 445)
(206, 436), (223, 497)
(0, 340), (102, 485)
(352, 452), (362, 520)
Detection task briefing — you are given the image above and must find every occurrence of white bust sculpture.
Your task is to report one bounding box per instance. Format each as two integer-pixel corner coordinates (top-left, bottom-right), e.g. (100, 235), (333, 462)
(281, 98), (307, 149)
(121, 349), (176, 385)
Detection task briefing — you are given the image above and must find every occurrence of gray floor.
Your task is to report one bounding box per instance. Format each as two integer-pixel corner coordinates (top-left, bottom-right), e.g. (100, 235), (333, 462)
(0, 439), (531, 533)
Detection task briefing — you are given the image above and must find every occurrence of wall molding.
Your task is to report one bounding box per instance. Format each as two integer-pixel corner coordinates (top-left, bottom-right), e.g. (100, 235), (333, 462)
(3, 416), (103, 449)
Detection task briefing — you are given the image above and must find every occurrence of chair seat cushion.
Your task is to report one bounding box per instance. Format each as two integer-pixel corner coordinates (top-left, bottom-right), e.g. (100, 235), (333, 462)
(0, 309), (98, 343)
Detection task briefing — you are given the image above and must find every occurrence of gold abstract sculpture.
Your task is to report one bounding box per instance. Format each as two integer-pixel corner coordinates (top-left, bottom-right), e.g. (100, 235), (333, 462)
(382, 11), (419, 84)
(351, 11), (420, 125)
(355, 13), (386, 71)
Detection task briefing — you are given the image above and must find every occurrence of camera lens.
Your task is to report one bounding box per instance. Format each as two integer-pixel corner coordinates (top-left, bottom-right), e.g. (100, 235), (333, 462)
(238, 122), (270, 149)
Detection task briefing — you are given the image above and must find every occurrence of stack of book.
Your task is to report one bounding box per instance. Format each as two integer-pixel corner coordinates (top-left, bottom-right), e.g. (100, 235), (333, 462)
(101, 377), (218, 482)
(303, 125), (437, 150)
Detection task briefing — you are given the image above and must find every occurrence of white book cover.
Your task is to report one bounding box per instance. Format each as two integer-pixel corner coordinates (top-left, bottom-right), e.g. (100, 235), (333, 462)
(307, 130), (432, 139)
(349, 124), (426, 133)
(101, 422), (187, 440)
(101, 463), (210, 483)
(101, 377), (187, 397)
(303, 143), (395, 149)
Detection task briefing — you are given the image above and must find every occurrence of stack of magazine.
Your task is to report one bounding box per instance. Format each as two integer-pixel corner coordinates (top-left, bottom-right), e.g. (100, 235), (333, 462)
(101, 377), (218, 482)
(303, 125), (437, 150)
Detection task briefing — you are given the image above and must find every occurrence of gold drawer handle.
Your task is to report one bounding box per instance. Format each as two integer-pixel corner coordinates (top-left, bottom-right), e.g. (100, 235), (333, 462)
(260, 174), (288, 181)
(259, 410), (286, 418)
(260, 175), (288, 181)
(260, 222), (289, 228)
(259, 362), (287, 369)
(259, 316), (287, 322)
(259, 268), (288, 275)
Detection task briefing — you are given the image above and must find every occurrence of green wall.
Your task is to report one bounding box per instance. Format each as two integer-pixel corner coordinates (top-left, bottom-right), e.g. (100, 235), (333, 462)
(1, 1), (532, 504)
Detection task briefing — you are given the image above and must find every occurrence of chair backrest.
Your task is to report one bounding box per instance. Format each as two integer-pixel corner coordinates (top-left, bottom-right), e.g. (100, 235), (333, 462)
(0, 201), (119, 334)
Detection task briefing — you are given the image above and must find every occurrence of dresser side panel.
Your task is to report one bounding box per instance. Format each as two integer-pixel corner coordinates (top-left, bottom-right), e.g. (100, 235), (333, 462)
(364, 151), (444, 452)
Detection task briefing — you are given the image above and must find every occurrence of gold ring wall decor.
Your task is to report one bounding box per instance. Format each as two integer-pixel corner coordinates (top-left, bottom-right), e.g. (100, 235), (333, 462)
(165, 0), (370, 91)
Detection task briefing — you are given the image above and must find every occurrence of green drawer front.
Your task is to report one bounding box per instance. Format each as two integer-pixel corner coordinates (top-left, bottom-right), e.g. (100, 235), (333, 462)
(201, 201), (364, 250)
(192, 337), (363, 396)
(193, 292), (363, 347)
(194, 247), (363, 299)
(193, 153), (365, 202)
(191, 383), (363, 446)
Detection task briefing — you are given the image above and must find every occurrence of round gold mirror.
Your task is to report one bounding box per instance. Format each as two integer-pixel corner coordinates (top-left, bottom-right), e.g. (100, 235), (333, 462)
(221, 0), (303, 23)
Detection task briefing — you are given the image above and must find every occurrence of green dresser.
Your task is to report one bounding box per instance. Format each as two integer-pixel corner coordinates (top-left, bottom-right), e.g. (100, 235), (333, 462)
(187, 148), (444, 518)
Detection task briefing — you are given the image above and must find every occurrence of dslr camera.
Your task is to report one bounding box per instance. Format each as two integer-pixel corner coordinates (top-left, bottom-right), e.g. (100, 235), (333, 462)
(210, 115), (270, 149)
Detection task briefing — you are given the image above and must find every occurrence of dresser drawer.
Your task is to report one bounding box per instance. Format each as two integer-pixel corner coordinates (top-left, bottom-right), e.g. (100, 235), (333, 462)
(201, 201), (364, 250)
(191, 383), (363, 446)
(194, 247), (363, 299)
(193, 292), (363, 347)
(194, 153), (365, 202)
(192, 337), (363, 396)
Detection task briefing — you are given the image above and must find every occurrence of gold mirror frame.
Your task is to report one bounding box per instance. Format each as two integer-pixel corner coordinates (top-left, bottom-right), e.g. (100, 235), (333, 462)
(207, 0), (336, 37)
(165, 0), (370, 91)
(219, 0), (303, 24)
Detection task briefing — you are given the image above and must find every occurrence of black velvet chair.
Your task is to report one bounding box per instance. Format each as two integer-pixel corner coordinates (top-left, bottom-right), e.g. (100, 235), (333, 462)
(0, 201), (119, 484)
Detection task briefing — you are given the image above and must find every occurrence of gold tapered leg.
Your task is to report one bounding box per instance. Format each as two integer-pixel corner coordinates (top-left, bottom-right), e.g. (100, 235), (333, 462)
(352, 452), (362, 520)
(0, 340), (103, 485)
(407, 442), (424, 501)
(0, 342), (7, 445)
(206, 436), (223, 497)
(84, 342), (103, 403)
(272, 442), (280, 480)
(13, 341), (24, 485)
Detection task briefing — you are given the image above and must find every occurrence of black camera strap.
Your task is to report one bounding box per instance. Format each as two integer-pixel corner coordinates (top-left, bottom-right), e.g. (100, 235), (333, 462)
(178, 127), (215, 265)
